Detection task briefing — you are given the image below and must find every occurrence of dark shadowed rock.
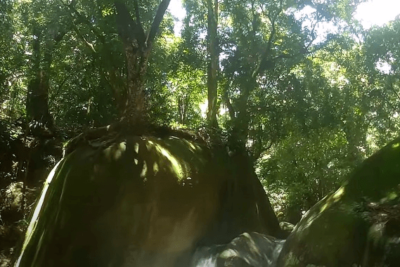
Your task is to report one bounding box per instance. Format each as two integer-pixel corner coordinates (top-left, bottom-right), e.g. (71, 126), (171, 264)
(277, 137), (400, 267)
(15, 133), (283, 267)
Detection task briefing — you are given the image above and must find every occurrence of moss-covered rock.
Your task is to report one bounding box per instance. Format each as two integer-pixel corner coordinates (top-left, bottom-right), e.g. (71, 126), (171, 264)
(277, 137), (400, 267)
(15, 133), (283, 267)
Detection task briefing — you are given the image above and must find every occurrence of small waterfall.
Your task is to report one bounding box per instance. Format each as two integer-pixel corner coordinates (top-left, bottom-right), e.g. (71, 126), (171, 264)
(270, 239), (285, 267)
(189, 233), (286, 267)
(190, 245), (225, 267)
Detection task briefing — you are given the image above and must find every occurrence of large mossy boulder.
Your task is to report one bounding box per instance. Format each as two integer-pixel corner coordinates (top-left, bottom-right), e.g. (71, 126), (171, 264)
(15, 131), (283, 267)
(277, 137), (400, 267)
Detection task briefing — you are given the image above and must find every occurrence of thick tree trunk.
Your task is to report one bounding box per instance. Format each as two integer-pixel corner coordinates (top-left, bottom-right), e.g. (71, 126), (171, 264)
(121, 41), (148, 124)
(105, 68), (126, 117)
(26, 74), (54, 136)
(26, 27), (55, 137)
(229, 76), (257, 151)
(206, 0), (219, 127)
(26, 21), (71, 136)
(114, 0), (171, 125)
(24, 24), (69, 188)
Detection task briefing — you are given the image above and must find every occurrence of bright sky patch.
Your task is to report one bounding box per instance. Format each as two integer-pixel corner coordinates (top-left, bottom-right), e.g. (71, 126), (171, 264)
(168, 0), (400, 36)
(354, 0), (400, 29)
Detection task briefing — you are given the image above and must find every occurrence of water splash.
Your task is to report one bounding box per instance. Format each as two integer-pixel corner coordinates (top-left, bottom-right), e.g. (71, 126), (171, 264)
(190, 233), (286, 267)
(190, 245), (224, 267)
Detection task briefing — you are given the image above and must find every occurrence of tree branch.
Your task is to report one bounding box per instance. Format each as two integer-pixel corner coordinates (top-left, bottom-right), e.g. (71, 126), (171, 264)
(252, 0), (283, 78)
(255, 4), (327, 75)
(252, 136), (275, 160)
(133, 0), (143, 30)
(61, 0), (106, 43)
(53, 30), (69, 43)
(305, 11), (322, 50)
(72, 23), (97, 53)
(147, 0), (171, 46)
(114, 1), (143, 49)
(389, 77), (400, 101)
(222, 77), (236, 119)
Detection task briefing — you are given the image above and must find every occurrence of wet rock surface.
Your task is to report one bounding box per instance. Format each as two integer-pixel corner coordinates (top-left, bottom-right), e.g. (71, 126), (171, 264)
(191, 232), (284, 267)
(277, 137), (400, 267)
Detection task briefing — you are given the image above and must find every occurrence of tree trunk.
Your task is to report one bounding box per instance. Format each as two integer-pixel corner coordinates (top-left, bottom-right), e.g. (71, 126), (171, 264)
(177, 95), (189, 125)
(26, 27), (55, 137)
(114, 0), (171, 125)
(229, 76), (257, 151)
(206, 0), (219, 128)
(121, 42), (148, 124)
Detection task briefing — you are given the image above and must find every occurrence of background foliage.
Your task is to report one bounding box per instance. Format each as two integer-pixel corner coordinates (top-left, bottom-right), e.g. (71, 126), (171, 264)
(1, 0), (400, 224)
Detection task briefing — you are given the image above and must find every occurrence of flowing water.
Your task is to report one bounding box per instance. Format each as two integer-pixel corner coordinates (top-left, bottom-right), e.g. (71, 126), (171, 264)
(189, 233), (285, 267)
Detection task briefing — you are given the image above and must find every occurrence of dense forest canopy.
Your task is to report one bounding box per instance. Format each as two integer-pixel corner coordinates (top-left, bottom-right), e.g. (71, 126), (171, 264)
(1, 0), (400, 226)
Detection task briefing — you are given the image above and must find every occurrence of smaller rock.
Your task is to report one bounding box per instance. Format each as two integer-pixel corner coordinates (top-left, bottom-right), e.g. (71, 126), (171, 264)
(279, 222), (295, 235)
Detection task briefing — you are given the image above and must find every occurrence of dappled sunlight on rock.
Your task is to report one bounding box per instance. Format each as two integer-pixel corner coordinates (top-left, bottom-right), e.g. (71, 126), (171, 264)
(278, 136), (400, 267)
(134, 142), (139, 153)
(381, 189), (400, 203)
(140, 160), (148, 178)
(153, 162), (159, 175)
(14, 133), (284, 267)
(392, 142), (400, 149)
(148, 140), (187, 180)
(332, 186), (345, 201)
(103, 141), (127, 161)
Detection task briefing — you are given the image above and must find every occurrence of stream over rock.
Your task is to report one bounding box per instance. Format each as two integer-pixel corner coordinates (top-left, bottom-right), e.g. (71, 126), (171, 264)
(190, 232), (284, 267)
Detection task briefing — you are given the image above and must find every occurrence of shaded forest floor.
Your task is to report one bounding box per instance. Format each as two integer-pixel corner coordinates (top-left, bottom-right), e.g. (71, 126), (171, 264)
(0, 120), (73, 266)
